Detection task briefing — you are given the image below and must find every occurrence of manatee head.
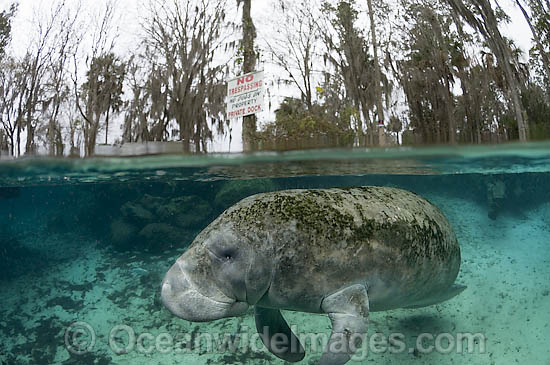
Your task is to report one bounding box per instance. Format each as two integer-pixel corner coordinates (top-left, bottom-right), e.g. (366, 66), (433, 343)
(161, 223), (272, 322)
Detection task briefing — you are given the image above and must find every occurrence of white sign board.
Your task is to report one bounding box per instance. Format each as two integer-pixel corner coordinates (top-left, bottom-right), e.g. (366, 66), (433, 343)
(226, 71), (264, 118)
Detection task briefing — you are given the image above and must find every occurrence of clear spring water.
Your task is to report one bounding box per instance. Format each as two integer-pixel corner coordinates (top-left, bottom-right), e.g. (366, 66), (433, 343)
(1, 143), (550, 364)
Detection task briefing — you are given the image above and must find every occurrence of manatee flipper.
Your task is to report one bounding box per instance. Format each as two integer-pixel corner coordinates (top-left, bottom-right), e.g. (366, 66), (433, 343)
(404, 284), (467, 309)
(254, 306), (305, 362)
(320, 284), (369, 365)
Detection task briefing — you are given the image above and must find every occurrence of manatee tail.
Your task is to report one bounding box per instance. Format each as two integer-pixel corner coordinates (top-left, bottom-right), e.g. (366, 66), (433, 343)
(404, 284), (467, 309)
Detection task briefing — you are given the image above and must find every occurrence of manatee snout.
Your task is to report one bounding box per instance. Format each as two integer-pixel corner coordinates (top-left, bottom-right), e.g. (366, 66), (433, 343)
(161, 257), (249, 322)
(160, 263), (194, 317)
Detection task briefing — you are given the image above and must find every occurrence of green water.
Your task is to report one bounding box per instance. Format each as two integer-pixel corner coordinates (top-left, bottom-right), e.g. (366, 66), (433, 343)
(1, 143), (549, 364)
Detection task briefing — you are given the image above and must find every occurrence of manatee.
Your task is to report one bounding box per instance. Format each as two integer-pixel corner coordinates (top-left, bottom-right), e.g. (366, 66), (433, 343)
(161, 187), (465, 364)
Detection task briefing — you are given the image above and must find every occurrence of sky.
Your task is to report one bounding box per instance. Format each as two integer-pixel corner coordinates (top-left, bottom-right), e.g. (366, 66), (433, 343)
(499, 0), (533, 54)
(0, 0), (535, 153)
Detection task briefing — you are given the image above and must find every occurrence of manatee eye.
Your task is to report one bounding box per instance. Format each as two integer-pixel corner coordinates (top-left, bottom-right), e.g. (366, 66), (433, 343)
(207, 239), (238, 262)
(221, 248), (236, 261)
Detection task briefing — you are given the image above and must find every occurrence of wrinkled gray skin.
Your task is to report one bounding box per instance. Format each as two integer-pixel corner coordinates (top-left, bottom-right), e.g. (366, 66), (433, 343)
(161, 187), (465, 364)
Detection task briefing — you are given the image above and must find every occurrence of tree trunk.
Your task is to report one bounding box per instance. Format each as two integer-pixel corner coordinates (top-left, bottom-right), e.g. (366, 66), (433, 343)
(25, 59), (40, 155)
(8, 133), (14, 157)
(105, 95), (112, 145)
(241, 0), (257, 152)
(302, 45), (313, 111)
(16, 121), (20, 156)
(427, 10), (456, 144)
(367, 0), (385, 146)
(497, 45), (528, 141)
(25, 123), (35, 154)
(25, 96), (35, 155)
(458, 70), (474, 143)
(446, 0), (529, 141)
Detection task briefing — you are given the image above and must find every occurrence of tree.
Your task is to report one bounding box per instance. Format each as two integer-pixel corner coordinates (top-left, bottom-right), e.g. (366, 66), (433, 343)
(396, 2), (457, 144)
(72, 1), (124, 156)
(366, 0), (387, 145)
(515, 0), (550, 92)
(78, 53), (126, 156)
(0, 3), (17, 59)
(123, 59), (153, 143)
(41, 4), (81, 156)
(266, 0), (319, 112)
(320, 0), (381, 145)
(138, 0), (229, 152)
(0, 57), (26, 156)
(2, 1), (90, 157)
(20, 2), (72, 155)
(387, 115), (403, 144)
(0, 4), (19, 156)
(67, 110), (82, 157)
(444, 0), (530, 141)
(521, 82), (550, 139)
(258, 97), (355, 150)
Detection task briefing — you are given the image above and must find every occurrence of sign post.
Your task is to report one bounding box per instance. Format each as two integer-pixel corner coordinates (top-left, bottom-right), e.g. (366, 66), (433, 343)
(226, 71), (264, 119)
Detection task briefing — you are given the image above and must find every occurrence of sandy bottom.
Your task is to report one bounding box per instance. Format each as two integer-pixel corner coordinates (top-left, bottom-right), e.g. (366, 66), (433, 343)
(1, 194), (549, 364)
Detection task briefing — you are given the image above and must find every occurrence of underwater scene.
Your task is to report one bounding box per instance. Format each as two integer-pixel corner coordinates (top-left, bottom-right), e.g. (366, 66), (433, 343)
(1, 143), (550, 365)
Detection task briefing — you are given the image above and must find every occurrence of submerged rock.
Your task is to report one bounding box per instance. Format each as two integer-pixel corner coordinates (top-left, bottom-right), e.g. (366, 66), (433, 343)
(175, 197), (213, 228)
(156, 196), (213, 228)
(138, 223), (181, 247)
(110, 194), (214, 251)
(214, 179), (279, 209)
(110, 218), (139, 249)
(120, 201), (154, 223)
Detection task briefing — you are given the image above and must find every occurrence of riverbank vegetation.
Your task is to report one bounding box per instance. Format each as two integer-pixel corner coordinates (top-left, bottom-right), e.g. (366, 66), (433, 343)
(0, 0), (549, 156)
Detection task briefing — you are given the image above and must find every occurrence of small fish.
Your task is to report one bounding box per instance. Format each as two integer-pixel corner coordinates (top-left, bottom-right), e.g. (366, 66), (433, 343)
(131, 268), (149, 275)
